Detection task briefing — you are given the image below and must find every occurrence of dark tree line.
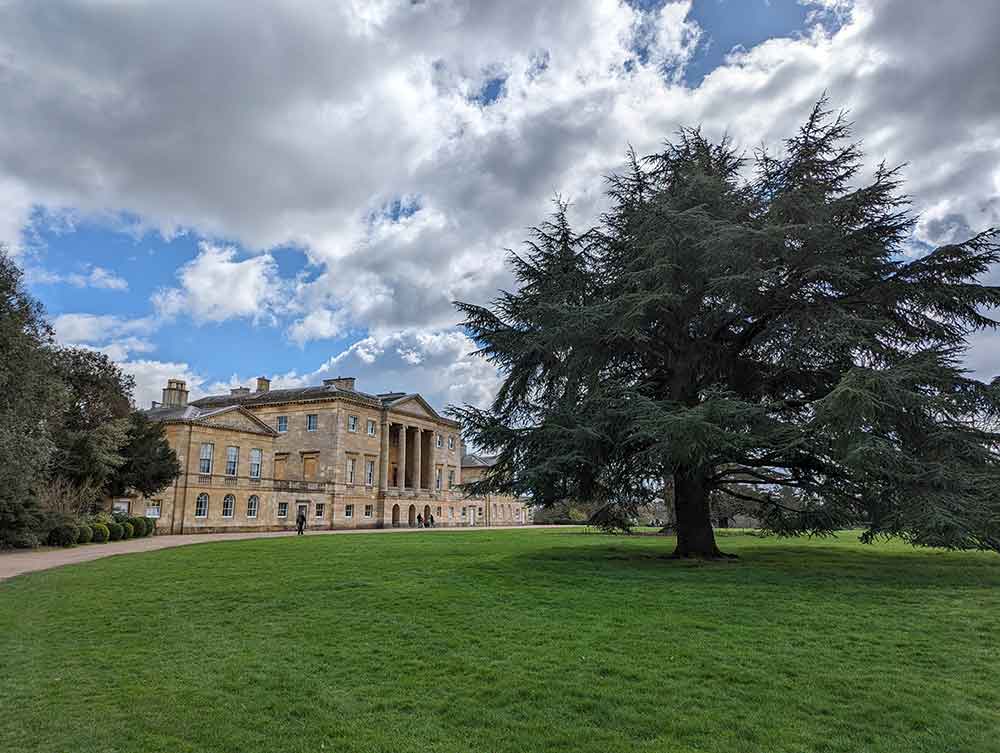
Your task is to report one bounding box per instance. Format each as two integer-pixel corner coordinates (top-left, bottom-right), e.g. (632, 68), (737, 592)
(451, 100), (1000, 558)
(0, 249), (179, 548)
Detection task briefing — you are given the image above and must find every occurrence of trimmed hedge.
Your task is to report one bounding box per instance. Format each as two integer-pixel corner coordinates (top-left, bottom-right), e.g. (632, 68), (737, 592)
(92, 523), (110, 543)
(121, 521), (134, 539)
(48, 524), (79, 547)
(144, 517), (156, 536)
(129, 517), (147, 537)
(107, 522), (124, 541)
(76, 524), (93, 544)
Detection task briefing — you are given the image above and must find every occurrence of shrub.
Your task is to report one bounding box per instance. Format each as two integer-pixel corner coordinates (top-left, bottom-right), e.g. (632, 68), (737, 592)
(5, 531), (41, 549)
(76, 524), (93, 544)
(144, 517), (156, 536)
(107, 521), (123, 541)
(91, 523), (110, 543)
(128, 517), (146, 537)
(92, 511), (114, 526)
(48, 524), (79, 547)
(121, 521), (134, 539)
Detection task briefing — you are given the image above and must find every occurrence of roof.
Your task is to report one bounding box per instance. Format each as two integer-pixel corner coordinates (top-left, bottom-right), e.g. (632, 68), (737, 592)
(142, 403), (278, 436)
(190, 382), (384, 410)
(188, 382), (459, 426)
(462, 452), (498, 469)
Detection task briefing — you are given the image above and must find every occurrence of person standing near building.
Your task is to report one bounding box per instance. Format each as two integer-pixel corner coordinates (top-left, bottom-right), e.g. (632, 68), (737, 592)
(296, 507), (307, 536)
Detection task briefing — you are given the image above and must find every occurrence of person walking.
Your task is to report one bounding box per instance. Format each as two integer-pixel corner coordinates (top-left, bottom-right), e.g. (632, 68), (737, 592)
(296, 507), (307, 536)
(428, 513), (435, 528)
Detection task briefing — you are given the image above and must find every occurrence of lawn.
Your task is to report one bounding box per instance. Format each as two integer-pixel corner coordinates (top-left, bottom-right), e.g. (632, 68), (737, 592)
(2, 529), (998, 753)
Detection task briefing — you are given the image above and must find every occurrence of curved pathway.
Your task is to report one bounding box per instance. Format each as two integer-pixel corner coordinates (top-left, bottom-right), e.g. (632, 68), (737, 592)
(0, 525), (560, 582)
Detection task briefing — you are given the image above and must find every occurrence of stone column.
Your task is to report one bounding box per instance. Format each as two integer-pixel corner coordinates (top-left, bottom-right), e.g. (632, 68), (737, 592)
(429, 429), (437, 492)
(413, 428), (422, 492)
(397, 423), (406, 489)
(379, 416), (389, 492)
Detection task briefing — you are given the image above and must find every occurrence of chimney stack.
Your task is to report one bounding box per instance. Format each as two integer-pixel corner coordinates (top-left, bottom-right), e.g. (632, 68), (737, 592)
(256, 376), (271, 393)
(324, 376), (356, 391)
(162, 379), (189, 407)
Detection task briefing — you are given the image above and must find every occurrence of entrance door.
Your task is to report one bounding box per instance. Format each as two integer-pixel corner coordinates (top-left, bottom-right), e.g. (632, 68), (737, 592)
(391, 504), (400, 528)
(408, 504), (416, 527)
(297, 502), (308, 525)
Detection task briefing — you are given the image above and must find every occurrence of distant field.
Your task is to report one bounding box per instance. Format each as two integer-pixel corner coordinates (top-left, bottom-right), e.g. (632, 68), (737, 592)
(2, 529), (998, 753)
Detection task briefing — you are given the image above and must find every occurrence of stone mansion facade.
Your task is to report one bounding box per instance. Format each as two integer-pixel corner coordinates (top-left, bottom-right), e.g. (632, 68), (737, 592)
(116, 376), (530, 533)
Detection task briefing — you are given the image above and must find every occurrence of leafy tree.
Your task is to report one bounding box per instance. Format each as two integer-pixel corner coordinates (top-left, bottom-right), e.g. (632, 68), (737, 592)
(0, 247), (65, 547)
(451, 101), (1000, 557)
(49, 347), (134, 508)
(106, 411), (181, 499)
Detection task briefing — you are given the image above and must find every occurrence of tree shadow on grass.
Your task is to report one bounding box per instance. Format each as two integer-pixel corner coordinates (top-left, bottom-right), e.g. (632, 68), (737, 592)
(495, 535), (1000, 591)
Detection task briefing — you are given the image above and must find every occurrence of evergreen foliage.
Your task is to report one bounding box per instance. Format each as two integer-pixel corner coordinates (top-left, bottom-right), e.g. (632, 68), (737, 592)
(0, 247), (65, 548)
(106, 412), (181, 499)
(452, 101), (1000, 557)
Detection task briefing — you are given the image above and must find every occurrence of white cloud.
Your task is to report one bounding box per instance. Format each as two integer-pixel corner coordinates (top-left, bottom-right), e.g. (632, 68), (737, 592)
(220, 328), (500, 413)
(153, 241), (288, 324)
(1, 0), (998, 387)
(287, 307), (347, 346)
(27, 264), (129, 290)
(121, 359), (209, 409)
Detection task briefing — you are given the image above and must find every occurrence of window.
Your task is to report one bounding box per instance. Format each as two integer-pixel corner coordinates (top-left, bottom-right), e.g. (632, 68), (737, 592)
(347, 457), (356, 484)
(315, 502), (325, 518)
(348, 415), (358, 432)
(277, 501), (289, 518)
(448, 470), (455, 488)
(222, 494), (235, 518)
(493, 504), (498, 518)
(302, 453), (318, 480)
(367, 419), (376, 436)
(365, 459), (375, 486)
(247, 495), (259, 518)
(249, 448), (262, 479)
(436, 506), (442, 517)
(345, 504), (354, 518)
(145, 500), (162, 518)
(306, 414), (318, 431)
(436, 433), (443, 448)
(461, 506), (467, 518)
(199, 443), (214, 474)
(277, 415), (288, 433)
(226, 446), (239, 476)
(112, 499), (130, 514)
(364, 504), (374, 518)
(448, 435), (455, 450)
(195, 494), (209, 518)
(435, 468), (442, 490)
(274, 453), (287, 480)
(449, 507), (454, 519)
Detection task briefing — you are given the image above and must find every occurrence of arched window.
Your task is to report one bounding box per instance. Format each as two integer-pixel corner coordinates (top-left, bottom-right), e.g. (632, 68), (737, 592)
(247, 495), (259, 519)
(222, 494), (235, 518)
(195, 493), (209, 518)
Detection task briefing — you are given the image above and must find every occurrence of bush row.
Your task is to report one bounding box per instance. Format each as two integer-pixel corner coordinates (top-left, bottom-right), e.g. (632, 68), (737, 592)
(45, 515), (156, 548)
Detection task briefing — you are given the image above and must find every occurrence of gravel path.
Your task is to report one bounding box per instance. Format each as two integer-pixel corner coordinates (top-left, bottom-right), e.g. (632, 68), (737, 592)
(0, 525), (557, 582)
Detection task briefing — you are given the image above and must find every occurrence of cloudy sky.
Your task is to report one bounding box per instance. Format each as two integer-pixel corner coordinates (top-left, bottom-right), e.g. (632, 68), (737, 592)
(3, 0), (998, 409)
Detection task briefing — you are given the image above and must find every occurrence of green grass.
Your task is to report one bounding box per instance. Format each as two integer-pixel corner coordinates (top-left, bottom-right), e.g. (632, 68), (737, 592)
(2, 529), (999, 753)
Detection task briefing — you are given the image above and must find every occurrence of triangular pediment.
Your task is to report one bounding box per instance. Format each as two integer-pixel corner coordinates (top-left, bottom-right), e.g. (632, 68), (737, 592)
(196, 406), (277, 436)
(388, 394), (447, 422)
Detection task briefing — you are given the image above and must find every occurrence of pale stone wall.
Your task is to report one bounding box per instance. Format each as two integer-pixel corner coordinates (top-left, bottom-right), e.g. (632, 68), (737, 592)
(150, 391), (493, 533)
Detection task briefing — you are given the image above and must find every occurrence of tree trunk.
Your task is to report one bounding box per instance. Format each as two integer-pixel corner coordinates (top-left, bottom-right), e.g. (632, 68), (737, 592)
(671, 466), (733, 559)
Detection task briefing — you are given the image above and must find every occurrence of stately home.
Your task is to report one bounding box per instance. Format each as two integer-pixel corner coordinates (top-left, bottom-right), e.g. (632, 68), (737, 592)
(113, 377), (530, 534)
